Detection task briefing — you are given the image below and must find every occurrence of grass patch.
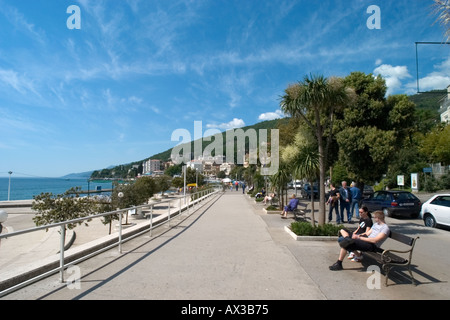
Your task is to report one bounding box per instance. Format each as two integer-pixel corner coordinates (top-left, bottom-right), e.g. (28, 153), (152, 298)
(265, 205), (280, 211)
(290, 221), (343, 236)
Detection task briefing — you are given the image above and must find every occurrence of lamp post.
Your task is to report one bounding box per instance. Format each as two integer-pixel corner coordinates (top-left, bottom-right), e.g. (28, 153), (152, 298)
(7, 171), (12, 201)
(0, 209), (7, 246)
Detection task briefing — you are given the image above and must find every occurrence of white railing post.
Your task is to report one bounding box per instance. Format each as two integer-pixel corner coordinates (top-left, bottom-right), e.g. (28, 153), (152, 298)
(118, 210), (123, 254)
(149, 204), (153, 236)
(59, 224), (65, 283)
(168, 200), (171, 227)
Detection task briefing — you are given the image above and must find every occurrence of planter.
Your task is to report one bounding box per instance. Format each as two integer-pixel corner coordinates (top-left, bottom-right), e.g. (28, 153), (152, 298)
(284, 225), (338, 241)
(263, 208), (282, 214)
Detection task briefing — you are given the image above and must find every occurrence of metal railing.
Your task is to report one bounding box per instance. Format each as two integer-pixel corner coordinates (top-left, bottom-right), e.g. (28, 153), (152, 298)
(0, 187), (221, 297)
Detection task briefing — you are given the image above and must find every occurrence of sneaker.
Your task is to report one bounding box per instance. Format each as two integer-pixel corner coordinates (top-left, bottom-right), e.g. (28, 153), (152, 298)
(351, 255), (363, 262)
(347, 252), (355, 259)
(329, 261), (343, 271)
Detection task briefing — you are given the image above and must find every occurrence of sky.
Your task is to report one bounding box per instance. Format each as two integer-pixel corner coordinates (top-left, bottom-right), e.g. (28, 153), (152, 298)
(0, 0), (449, 178)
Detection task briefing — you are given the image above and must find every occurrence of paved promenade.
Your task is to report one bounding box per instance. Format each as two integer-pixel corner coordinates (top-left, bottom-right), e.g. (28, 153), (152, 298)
(1, 191), (449, 301)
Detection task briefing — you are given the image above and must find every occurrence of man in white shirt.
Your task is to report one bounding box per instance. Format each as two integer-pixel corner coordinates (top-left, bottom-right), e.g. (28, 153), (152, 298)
(329, 210), (390, 271)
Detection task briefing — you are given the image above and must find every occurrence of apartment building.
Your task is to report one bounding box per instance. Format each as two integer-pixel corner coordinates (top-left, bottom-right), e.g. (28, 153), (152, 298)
(142, 159), (161, 175)
(439, 85), (450, 123)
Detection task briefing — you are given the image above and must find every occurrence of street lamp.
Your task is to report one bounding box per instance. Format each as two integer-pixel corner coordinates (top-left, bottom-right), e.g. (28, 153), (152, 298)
(0, 210), (7, 224)
(0, 210), (7, 241)
(7, 171), (12, 201)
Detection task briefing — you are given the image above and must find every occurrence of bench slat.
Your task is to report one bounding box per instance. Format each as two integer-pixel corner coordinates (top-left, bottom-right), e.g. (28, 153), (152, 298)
(389, 231), (414, 246)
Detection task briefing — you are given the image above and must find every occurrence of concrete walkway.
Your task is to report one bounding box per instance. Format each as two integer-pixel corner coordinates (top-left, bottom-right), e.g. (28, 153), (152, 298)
(1, 191), (449, 300)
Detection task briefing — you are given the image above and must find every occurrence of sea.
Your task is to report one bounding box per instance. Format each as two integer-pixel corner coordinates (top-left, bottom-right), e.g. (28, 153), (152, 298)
(0, 177), (113, 201)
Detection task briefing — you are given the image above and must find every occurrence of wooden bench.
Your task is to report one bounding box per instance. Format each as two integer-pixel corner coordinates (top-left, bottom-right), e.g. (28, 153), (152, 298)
(269, 196), (279, 206)
(293, 202), (308, 220)
(362, 231), (419, 286)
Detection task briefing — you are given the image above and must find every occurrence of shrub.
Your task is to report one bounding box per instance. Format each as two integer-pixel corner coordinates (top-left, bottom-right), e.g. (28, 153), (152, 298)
(290, 221), (343, 236)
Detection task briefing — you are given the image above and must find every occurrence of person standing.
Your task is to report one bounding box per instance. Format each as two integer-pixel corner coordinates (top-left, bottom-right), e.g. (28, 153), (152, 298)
(339, 181), (352, 223)
(350, 182), (362, 220)
(327, 183), (340, 223)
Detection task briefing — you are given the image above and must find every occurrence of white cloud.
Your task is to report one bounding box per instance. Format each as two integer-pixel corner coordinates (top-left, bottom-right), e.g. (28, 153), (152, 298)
(258, 109), (284, 121)
(206, 118), (245, 130)
(0, 69), (39, 96)
(405, 56), (450, 94)
(373, 64), (412, 95)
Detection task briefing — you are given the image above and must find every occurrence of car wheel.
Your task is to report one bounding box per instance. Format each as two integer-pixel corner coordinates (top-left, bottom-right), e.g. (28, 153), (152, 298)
(424, 214), (437, 228)
(382, 208), (392, 217)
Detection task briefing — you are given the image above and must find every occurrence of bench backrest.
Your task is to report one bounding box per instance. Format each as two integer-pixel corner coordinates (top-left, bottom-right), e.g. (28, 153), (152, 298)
(389, 231), (415, 246)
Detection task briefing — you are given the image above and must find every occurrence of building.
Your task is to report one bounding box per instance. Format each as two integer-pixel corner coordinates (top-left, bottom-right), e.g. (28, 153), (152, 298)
(219, 162), (235, 175)
(186, 160), (203, 173)
(142, 159), (161, 175)
(439, 85), (450, 123)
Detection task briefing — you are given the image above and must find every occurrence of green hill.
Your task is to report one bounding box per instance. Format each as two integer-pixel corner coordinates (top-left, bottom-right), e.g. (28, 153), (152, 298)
(90, 118), (288, 179)
(408, 89), (446, 111)
(91, 89), (445, 179)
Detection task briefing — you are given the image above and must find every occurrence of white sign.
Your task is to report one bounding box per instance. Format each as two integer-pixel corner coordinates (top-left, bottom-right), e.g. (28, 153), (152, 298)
(397, 175), (405, 186)
(411, 173), (419, 191)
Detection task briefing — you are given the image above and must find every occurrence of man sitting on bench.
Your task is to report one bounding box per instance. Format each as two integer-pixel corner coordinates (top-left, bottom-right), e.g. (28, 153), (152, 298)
(281, 194), (300, 219)
(329, 210), (390, 270)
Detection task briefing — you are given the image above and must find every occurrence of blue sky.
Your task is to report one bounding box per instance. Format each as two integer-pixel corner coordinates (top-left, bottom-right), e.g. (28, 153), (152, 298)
(0, 0), (449, 177)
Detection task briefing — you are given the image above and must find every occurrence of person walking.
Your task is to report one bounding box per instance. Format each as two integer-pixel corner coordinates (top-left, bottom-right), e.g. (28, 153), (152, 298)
(350, 182), (362, 220)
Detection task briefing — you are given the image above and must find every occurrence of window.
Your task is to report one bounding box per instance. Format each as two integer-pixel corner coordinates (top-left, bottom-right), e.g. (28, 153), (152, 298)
(431, 196), (450, 208)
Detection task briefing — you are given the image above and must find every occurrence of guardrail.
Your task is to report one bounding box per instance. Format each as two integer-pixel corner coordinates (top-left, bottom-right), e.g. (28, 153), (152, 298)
(0, 187), (221, 297)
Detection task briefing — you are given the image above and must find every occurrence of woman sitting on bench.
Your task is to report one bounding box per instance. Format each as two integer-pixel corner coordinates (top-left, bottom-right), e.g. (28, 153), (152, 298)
(329, 210), (390, 270)
(281, 194), (299, 219)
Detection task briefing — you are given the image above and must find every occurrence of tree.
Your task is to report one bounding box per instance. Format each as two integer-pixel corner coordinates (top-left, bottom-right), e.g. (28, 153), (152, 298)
(432, 0), (450, 41)
(280, 75), (355, 225)
(336, 72), (417, 186)
(172, 177), (184, 189)
(282, 132), (320, 226)
(269, 163), (291, 210)
(32, 187), (98, 232)
(154, 175), (172, 195)
(185, 167), (205, 186)
(419, 124), (450, 165)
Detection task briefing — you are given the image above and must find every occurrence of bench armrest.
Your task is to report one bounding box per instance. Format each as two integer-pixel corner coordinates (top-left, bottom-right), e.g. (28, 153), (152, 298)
(381, 248), (411, 264)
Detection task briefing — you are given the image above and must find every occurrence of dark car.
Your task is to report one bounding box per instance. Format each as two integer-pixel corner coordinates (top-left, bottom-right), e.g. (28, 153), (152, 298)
(362, 185), (374, 199)
(361, 190), (422, 218)
(301, 183), (319, 199)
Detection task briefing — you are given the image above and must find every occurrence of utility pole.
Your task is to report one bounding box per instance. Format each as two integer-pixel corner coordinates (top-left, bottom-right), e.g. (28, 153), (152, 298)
(7, 171), (12, 201)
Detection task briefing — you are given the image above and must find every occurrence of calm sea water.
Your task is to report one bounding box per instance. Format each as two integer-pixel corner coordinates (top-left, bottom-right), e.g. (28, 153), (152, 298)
(0, 178), (113, 201)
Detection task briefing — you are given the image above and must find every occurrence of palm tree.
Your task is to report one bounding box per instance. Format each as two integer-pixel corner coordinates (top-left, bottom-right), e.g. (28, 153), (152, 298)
(432, 0), (450, 41)
(269, 163), (290, 210)
(291, 145), (320, 226)
(280, 75), (355, 225)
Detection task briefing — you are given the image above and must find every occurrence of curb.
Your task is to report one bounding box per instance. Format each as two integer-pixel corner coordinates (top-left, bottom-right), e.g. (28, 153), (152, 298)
(284, 225), (338, 241)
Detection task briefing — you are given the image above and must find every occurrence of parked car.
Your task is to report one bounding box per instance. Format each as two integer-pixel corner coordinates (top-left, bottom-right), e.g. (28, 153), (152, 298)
(301, 183), (319, 199)
(361, 190), (422, 218)
(419, 194), (450, 228)
(362, 185), (374, 199)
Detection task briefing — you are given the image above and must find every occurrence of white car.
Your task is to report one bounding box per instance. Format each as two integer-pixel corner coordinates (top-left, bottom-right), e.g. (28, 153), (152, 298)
(420, 194), (450, 228)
